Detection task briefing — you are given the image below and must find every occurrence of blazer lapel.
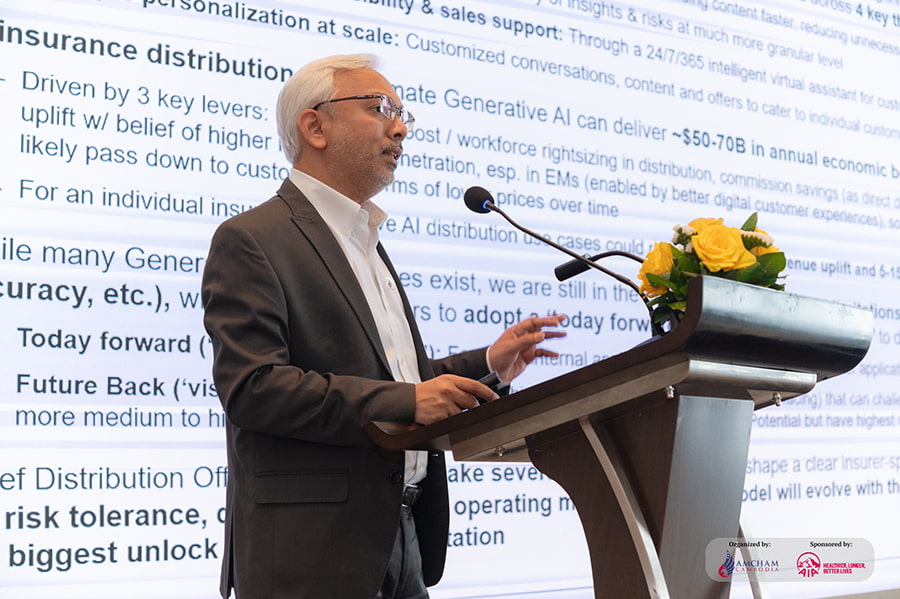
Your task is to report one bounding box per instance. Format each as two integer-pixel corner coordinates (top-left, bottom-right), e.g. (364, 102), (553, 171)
(275, 179), (393, 376)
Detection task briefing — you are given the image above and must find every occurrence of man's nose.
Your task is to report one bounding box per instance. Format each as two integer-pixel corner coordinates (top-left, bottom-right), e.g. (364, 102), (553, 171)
(389, 117), (408, 141)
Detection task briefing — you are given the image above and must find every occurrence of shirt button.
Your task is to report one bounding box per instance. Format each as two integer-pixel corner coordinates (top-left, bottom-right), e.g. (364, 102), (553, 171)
(389, 471), (403, 484)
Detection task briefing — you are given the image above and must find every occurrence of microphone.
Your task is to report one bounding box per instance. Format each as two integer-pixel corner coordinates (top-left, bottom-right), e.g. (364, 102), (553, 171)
(464, 186), (664, 336)
(463, 185), (494, 214)
(554, 250), (644, 282)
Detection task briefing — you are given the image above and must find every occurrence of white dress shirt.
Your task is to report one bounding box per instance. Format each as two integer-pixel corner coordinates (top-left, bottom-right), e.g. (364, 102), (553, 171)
(290, 169), (427, 485)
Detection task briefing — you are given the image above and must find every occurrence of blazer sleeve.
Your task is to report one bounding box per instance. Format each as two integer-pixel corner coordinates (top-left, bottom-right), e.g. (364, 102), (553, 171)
(429, 350), (490, 379)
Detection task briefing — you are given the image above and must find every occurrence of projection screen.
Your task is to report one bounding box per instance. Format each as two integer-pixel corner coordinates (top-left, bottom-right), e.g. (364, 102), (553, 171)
(2, 0), (899, 597)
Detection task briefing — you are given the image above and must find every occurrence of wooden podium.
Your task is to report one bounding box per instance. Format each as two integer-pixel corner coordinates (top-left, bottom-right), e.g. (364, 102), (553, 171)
(366, 277), (872, 599)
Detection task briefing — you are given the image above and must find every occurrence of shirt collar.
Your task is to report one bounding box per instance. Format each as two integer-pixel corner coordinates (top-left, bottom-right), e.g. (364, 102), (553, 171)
(290, 168), (388, 243)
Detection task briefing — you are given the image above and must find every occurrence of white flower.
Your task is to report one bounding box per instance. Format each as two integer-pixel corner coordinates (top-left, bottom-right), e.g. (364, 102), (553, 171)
(740, 230), (774, 246)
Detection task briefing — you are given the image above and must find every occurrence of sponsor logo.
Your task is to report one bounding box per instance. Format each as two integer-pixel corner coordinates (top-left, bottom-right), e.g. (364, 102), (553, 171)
(797, 552), (821, 578)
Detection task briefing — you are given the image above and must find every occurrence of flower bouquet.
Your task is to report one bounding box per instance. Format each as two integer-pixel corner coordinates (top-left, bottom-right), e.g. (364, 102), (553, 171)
(637, 213), (786, 330)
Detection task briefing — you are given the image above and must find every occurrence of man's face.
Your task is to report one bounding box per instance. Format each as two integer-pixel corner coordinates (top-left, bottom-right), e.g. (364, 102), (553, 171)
(321, 68), (408, 202)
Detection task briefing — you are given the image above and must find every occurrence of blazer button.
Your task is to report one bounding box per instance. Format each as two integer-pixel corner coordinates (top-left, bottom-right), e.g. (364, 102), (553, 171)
(389, 471), (403, 484)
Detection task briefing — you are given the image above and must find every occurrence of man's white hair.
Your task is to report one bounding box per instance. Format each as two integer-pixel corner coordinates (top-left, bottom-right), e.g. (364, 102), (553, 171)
(276, 54), (382, 163)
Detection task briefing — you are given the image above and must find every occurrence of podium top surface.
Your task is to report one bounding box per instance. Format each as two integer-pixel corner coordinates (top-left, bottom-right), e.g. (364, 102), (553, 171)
(366, 277), (873, 458)
(651, 276), (872, 379)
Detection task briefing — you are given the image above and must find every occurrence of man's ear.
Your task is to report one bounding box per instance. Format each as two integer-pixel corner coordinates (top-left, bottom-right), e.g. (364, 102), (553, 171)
(297, 108), (327, 150)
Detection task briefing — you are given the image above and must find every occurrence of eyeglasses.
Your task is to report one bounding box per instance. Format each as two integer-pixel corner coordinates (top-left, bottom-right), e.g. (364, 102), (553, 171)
(312, 94), (415, 132)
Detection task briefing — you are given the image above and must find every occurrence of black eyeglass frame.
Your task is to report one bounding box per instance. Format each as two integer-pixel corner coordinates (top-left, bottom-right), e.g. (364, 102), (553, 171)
(312, 94), (415, 132)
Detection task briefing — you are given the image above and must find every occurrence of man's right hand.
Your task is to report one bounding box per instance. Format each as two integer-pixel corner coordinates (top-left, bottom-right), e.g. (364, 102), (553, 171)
(413, 375), (499, 425)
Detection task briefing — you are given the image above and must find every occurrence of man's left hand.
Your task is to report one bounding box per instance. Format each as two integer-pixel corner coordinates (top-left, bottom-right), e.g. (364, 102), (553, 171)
(487, 315), (567, 384)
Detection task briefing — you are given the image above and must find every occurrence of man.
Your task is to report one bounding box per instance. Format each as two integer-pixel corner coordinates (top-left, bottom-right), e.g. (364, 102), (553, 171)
(202, 54), (565, 598)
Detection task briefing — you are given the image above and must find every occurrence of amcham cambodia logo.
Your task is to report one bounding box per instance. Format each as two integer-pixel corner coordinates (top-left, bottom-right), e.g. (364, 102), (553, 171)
(797, 552), (822, 578)
(718, 550), (735, 578)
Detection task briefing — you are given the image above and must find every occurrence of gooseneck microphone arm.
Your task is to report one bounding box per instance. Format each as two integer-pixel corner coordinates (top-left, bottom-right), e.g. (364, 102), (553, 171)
(464, 186), (665, 337)
(464, 186), (643, 297)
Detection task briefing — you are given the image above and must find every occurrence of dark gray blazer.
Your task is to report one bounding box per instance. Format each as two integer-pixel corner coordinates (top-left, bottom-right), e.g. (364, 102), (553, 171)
(202, 178), (489, 598)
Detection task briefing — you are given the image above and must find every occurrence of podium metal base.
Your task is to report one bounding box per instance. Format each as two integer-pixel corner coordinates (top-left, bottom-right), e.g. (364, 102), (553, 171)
(528, 393), (754, 599)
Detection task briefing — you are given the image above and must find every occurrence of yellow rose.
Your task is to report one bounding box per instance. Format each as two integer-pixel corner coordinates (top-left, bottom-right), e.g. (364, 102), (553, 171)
(691, 223), (757, 272)
(638, 242), (674, 297)
(687, 217), (723, 233)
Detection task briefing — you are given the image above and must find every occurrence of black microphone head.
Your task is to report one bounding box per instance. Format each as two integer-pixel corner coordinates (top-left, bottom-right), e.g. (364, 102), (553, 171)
(554, 257), (592, 282)
(464, 186), (494, 214)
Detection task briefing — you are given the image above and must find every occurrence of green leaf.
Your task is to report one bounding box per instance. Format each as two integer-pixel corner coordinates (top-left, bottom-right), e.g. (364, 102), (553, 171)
(742, 234), (767, 251)
(730, 263), (765, 284)
(675, 251), (699, 275)
(758, 251), (786, 274)
(741, 212), (759, 231)
(668, 300), (687, 312)
(646, 272), (676, 291)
